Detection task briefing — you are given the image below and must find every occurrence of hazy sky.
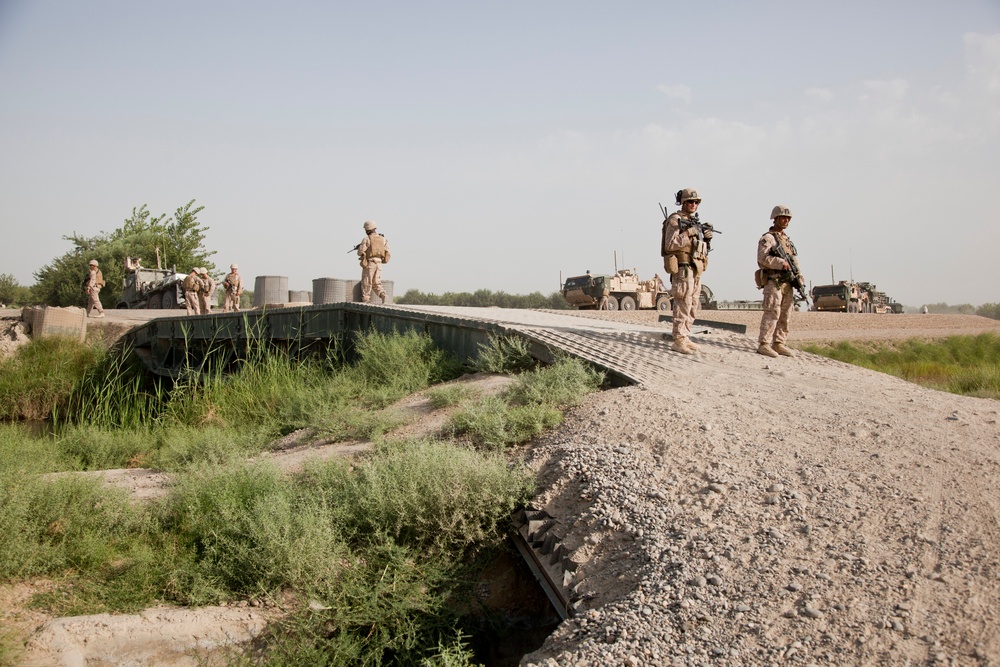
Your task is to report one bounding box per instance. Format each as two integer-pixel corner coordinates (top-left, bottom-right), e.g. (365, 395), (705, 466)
(1, 1), (998, 306)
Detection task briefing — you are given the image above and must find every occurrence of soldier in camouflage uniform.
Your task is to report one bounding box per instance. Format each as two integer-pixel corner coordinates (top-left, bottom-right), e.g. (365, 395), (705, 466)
(183, 268), (203, 315)
(199, 268), (216, 313)
(84, 259), (105, 318)
(222, 263), (243, 312)
(756, 205), (800, 358)
(661, 188), (713, 354)
(357, 220), (390, 304)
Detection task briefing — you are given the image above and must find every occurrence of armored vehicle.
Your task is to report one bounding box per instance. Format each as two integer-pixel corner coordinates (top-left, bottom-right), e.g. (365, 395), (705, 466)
(811, 280), (899, 313)
(115, 257), (188, 310)
(562, 269), (714, 311)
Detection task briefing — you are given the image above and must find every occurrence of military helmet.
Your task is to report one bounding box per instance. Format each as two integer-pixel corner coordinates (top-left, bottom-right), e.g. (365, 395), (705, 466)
(675, 188), (701, 205)
(770, 205), (792, 220)
(230, 263), (238, 270)
(363, 220), (377, 232)
(88, 259), (98, 266)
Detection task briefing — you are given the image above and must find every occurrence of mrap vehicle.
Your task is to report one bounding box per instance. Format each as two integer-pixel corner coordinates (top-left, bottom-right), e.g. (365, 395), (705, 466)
(561, 269), (714, 311)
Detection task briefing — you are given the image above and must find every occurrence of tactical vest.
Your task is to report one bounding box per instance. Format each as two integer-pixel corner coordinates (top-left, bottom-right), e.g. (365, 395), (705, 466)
(183, 275), (201, 292)
(759, 231), (797, 281)
(365, 233), (387, 260)
(662, 214), (708, 275)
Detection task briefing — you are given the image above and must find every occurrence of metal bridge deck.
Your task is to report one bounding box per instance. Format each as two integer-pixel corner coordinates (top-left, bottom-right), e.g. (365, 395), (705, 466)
(122, 303), (740, 386)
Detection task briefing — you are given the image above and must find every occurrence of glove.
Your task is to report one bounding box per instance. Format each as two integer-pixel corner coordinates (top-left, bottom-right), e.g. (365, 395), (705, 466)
(703, 229), (714, 241)
(686, 227), (700, 238)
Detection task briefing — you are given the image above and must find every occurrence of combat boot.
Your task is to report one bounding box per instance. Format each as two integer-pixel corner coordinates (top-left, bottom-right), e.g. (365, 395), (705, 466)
(685, 338), (702, 350)
(672, 337), (695, 355)
(757, 343), (778, 358)
(773, 343), (795, 357)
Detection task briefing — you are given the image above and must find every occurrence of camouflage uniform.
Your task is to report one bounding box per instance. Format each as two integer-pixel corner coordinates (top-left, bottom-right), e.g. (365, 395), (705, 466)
(358, 220), (390, 304)
(183, 270), (203, 315)
(199, 270), (216, 314)
(661, 189), (711, 354)
(85, 260), (105, 318)
(222, 265), (243, 312)
(756, 205), (800, 357)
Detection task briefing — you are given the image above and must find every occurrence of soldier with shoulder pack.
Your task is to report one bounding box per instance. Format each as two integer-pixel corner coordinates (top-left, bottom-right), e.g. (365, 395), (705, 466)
(84, 259), (106, 318)
(661, 188), (714, 354)
(755, 205), (803, 357)
(199, 267), (216, 314)
(357, 220), (390, 304)
(183, 268), (203, 315)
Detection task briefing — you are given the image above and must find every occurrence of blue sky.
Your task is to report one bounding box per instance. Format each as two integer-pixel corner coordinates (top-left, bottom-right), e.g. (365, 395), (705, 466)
(1, 1), (998, 306)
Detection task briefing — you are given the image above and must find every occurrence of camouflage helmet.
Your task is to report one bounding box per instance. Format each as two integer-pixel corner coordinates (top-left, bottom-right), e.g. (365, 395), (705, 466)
(230, 263), (238, 270)
(88, 259), (98, 266)
(675, 188), (701, 205)
(770, 205), (792, 220)
(363, 220), (377, 232)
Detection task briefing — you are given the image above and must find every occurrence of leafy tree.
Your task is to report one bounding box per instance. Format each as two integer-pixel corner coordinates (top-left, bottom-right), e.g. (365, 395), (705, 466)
(0, 273), (29, 306)
(976, 303), (1000, 320)
(396, 288), (570, 309)
(32, 200), (216, 307)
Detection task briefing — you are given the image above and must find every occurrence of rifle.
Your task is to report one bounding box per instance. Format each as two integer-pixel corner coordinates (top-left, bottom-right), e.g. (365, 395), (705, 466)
(663, 206), (721, 252)
(347, 243), (361, 254)
(768, 234), (809, 304)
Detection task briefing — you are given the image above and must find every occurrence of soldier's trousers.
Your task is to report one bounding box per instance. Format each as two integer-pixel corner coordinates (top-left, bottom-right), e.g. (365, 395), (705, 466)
(223, 293), (240, 312)
(759, 281), (794, 345)
(361, 259), (386, 303)
(670, 267), (700, 341)
(184, 290), (200, 315)
(87, 288), (104, 316)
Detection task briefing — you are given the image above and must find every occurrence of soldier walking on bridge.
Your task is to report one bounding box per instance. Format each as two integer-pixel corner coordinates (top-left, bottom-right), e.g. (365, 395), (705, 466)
(222, 263), (243, 312)
(357, 220), (390, 304)
(661, 188), (713, 354)
(756, 205), (802, 358)
(84, 259), (105, 318)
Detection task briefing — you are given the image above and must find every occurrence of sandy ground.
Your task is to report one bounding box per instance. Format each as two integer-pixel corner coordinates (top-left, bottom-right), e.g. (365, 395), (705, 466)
(2, 308), (999, 665)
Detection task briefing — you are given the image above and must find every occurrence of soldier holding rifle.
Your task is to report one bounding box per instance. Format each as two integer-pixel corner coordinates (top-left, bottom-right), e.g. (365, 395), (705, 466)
(755, 205), (806, 358)
(661, 188), (717, 354)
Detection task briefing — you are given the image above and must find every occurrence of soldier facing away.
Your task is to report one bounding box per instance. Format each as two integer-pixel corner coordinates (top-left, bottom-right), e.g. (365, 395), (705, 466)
(222, 263), (243, 312)
(183, 268), (203, 315)
(661, 188), (713, 354)
(84, 259), (105, 318)
(756, 205), (801, 357)
(198, 268), (216, 314)
(357, 220), (390, 304)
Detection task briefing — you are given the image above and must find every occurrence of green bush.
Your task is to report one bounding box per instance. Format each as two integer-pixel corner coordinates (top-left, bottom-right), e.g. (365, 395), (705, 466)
(0, 336), (103, 421)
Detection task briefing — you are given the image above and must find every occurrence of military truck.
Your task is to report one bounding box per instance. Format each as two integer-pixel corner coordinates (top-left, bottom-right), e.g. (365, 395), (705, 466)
(811, 280), (899, 313)
(561, 269), (714, 311)
(115, 257), (188, 310)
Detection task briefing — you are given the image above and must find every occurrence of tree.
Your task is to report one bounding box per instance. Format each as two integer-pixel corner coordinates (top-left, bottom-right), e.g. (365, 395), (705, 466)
(32, 200), (217, 307)
(0, 273), (25, 305)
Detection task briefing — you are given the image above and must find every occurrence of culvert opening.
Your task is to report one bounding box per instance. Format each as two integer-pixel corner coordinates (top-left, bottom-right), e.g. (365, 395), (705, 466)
(460, 546), (564, 667)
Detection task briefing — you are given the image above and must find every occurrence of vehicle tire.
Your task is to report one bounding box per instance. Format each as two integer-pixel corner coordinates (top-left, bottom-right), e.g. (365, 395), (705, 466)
(605, 296), (619, 311)
(620, 295), (636, 311)
(656, 295), (671, 311)
(147, 294), (162, 310)
(162, 291), (176, 310)
(116, 302), (129, 309)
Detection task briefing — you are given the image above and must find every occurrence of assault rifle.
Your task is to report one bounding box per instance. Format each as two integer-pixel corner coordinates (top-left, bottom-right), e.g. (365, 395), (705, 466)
(768, 234), (809, 304)
(347, 243), (361, 254)
(659, 204), (721, 252)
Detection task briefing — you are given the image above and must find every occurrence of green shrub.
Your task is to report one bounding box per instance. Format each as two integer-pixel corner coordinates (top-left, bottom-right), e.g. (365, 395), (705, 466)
(472, 334), (534, 374)
(0, 336), (103, 421)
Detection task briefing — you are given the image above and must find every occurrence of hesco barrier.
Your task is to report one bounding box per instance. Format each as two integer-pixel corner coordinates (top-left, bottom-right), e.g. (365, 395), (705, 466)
(23, 306), (87, 341)
(312, 278), (347, 304)
(350, 279), (392, 304)
(288, 290), (311, 304)
(253, 276), (288, 307)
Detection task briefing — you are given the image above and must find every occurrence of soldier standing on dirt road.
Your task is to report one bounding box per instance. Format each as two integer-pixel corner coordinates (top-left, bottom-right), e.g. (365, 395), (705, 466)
(222, 264), (243, 312)
(756, 205), (800, 357)
(84, 259), (105, 318)
(183, 268), (203, 315)
(661, 188), (713, 354)
(357, 220), (390, 304)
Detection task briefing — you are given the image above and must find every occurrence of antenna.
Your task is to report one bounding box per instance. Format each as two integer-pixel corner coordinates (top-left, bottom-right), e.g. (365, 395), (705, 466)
(849, 249), (853, 281)
(830, 264), (834, 284)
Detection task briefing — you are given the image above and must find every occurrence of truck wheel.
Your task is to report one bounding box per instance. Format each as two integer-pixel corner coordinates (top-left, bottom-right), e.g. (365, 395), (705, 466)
(656, 295), (671, 312)
(619, 295), (636, 311)
(162, 291), (176, 310)
(147, 294), (162, 309)
(605, 296), (619, 311)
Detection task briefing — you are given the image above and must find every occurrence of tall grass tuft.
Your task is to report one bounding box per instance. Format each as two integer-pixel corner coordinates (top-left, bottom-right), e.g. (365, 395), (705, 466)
(0, 336), (103, 421)
(803, 333), (1000, 399)
(472, 334), (535, 374)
